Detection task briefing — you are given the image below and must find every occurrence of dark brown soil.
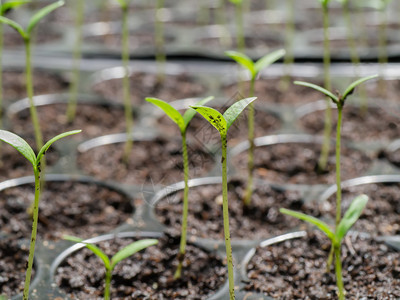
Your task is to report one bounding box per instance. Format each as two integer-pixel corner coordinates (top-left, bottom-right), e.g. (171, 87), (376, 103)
(155, 178), (316, 240)
(245, 230), (400, 298)
(384, 148), (400, 168)
(3, 70), (69, 101)
(321, 182), (400, 236)
(0, 237), (34, 297)
(55, 234), (225, 299)
(232, 143), (372, 185)
(223, 77), (324, 105)
(77, 137), (215, 186)
(92, 72), (206, 105)
(299, 105), (400, 142)
(0, 143), (33, 181)
(0, 181), (133, 240)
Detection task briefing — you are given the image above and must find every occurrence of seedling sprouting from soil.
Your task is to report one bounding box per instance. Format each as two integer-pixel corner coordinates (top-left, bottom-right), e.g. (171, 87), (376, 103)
(280, 74), (377, 299)
(191, 97), (257, 300)
(0, 0), (64, 150)
(145, 96), (213, 279)
(63, 235), (158, 300)
(225, 49), (285, 206)
(0, 129), (81, 300)
(229, 0), (245, 52)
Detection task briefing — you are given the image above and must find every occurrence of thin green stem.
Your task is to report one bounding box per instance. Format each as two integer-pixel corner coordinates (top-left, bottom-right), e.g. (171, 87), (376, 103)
(235, 2), (245, 53)
(23, 168), (41, 300)
(334, 245), (345, 300)
(281, 0), (295, 90)
(66, 0), (85, 122)
(335, 105), (343, 227)
(378, 7), (387, 96)
(155, 0), (166, 82)
(221, 133), (235, 300)
(174, 132), (189, 280)
(104, 268), (112, 300)
(0, 23), (3, 132)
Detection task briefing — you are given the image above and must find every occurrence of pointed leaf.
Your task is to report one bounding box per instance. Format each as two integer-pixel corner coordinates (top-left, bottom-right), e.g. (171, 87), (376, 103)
(294, 81), (339, 103)
(36, 130), (81, 165)
(342, 74), (378, 100)
(146, 97), (185, 131)
(27, 0), (64, 34)
(224, 97), (257, 130)
(225, 50), (255, 77)
(1, 0), (31, 16)
(254, 49), (286, 74)
(182, 96), (214, 129)
(63, 235), (111, 270)
(190, 105), (227, 134)
(280, 208), (336, 241)
(111, 239), (158, 270)
(336, 194), (368, 242)
(0, 130), (36, 166)
(0, 15), (26, 38)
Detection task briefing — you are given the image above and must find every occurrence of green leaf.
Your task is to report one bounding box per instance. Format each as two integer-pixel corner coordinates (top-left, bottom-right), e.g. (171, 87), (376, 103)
(294, 81), (339, 103)
(342, 74), (378, 100)
(280, 208), (336, 242)
(1, 0), (31, 16)
(111, 239), (158, 270)
(254, 49), (286, 75)
(115, 0), (128, 9)
(223, 97), (257, 130)
(336, 194), (368, 242)
(318, 0), (331, 6)
(229, 0), (242, 4)
(63, 235), (111, 270)
(182, 96), (214, 129)
(0, 15), (26, 38)
(36, 130), (81, 165)
(0, 130), (36, 166)
(27, 0), (64, 35)
(146, 97), (185, 131)
(225, 50), (255, 77)
(190, 105), (227, 134)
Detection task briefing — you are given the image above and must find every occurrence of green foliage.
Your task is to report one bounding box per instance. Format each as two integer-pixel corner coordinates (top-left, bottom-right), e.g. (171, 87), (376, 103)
(229, 0), (242, 4)
(0, 0), (31, 16)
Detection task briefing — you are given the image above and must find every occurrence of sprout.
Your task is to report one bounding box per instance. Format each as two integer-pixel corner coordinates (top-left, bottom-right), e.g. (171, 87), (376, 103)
(63, 235), (158, 300)
(0, 129), (81, 299)
(191, 96), (257, 300)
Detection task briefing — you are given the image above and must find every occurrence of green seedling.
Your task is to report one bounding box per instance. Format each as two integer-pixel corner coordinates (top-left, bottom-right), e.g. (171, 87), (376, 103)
(225, 49), (285, 206)
(229, 0), (245, 52)
(282, 0), (295, 89)
(191, 96), (257, 300)
(66, 0), (85, 122)
(155, 0), (166, 82)
(0, 0), (64, 150)
(63, 235), (158, 300)
(281, 74), (377, 300)
(146, 96), (213, 280)
(0, 129), (81, 299)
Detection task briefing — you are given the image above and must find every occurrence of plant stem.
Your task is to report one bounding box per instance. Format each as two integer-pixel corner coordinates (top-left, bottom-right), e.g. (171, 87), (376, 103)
(155, 0), (166, 82)
(243, 76), (255, 206)
(174, 132), (189, 280)
(378, 6), (387, 96)
(334, 245), (345, 300)
(104, 268), (112, 300)
(66, 0), (85, 122)
(0, 23), (3, 132)
(23, 168), (41, 300)
(121, 5), (133, 162)
(217, 0), (230, 47)
(221, 133), (235, 300)
(235, 2), (245, 53)
(319, 3), (332, 172)
(281, 0), (295, 90)
(335, 104), (343, 227)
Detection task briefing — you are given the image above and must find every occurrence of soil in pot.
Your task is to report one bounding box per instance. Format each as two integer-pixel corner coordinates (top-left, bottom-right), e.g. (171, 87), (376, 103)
(232, 142), (372, 185)
(77, 137), (215, 186)
(244, 230), (400, 298)
(55, 233), (225, 299)
(0, 181), (134, 240)
(92, 72), (206, 105)
(0, 143), (34, 181)
(155, 178), (318, 240)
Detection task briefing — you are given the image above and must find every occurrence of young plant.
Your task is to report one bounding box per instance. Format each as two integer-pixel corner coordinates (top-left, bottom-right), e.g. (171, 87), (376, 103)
(280, 74), (377, 299)
(63, 235), (158, 300)
(146, 96), (213, 280)
(228, 0), (245, 52)
(0, 0), (65, 150)
(225, 49), (285, 206)
(0, 129), (81, 299)
(191, 96), (257, 300)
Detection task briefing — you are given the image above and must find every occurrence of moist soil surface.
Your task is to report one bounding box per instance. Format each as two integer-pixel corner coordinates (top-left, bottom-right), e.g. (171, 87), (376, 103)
(92, 72), (206, 105)
(245, 230), (400, 299)
(232, 142), (372, 185)
(55, 234), (225, 299)
(155, 178), (318, 240)
(0, 181), (133, 240)
(77, 137), (215, 186)
(299, 104), (400, 142)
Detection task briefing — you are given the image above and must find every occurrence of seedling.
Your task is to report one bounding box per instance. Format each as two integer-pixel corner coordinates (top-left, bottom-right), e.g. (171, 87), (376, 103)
(282, 0), (295, 89)
(280, 74), (377, 299)
(229, 0), (245, 52)
(155, 0), (166, 82)
(63, 235), (158, 300)
(0, 129), (81, 299)
(0, 0), (65, 150)
(191, 96), (257, 300)
(146, 96), (213, 280)
(225, 49), (285, 206)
